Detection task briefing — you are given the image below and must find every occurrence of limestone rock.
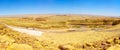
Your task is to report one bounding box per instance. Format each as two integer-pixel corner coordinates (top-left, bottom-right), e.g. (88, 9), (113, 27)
(0, 35), (15, 43)
(6, 43), (33, 50)
(58, 44), (75, 50)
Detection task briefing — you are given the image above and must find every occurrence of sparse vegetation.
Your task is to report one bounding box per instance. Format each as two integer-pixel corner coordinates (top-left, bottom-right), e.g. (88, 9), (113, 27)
(0, 15), (120, 50)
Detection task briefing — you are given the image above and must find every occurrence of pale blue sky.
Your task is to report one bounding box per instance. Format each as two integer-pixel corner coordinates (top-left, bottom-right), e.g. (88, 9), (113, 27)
(0, 0), (120, 16)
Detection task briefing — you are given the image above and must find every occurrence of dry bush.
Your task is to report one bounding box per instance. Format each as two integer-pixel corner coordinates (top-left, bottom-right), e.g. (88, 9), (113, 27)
(35, 18), (46, 21)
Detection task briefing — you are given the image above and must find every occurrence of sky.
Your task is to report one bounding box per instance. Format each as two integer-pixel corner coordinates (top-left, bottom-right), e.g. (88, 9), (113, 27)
(0, 0), (120, 16)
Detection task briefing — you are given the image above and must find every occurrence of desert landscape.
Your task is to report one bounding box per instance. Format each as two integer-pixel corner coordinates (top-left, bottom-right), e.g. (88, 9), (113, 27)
(0, 14), (120, 50)
(0, 0), (119, 50)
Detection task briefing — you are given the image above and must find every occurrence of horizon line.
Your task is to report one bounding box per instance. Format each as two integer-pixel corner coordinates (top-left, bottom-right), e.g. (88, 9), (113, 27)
(0, 13), (119, 17)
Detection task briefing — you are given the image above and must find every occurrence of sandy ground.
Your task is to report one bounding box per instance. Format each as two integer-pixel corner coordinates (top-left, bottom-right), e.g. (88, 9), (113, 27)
(6, 25), (43, 36)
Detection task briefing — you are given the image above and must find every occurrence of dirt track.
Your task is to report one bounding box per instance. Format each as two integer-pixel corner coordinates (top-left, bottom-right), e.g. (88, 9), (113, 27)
(6, 25), (43, 36)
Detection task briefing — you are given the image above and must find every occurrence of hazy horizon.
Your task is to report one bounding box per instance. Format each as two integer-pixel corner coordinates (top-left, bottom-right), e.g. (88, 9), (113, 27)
(0, 0), (120, 16)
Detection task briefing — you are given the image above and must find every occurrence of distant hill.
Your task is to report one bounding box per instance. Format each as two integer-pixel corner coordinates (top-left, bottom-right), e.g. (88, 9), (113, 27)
(0, 14), (119, 18)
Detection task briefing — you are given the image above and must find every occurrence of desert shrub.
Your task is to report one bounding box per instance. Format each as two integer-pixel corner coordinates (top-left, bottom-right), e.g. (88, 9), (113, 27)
(112, 20), (120, 25)
(89, 25), (105, 28)
(89, 25), (97, 28)
(72, 25), (81, 28)
(35, 18), (46, 21)
(67, 20), (83, 25)
(21, 17), (33, 20)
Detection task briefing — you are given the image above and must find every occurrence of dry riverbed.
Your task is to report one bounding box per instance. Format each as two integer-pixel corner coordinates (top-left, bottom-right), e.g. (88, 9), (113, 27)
(6, 25), (43, 36)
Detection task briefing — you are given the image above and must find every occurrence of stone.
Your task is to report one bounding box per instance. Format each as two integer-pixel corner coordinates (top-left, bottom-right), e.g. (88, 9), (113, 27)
(58, 44), (75, 50)
(6, 43), (33, 50)
(107, 44), (120, 50)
